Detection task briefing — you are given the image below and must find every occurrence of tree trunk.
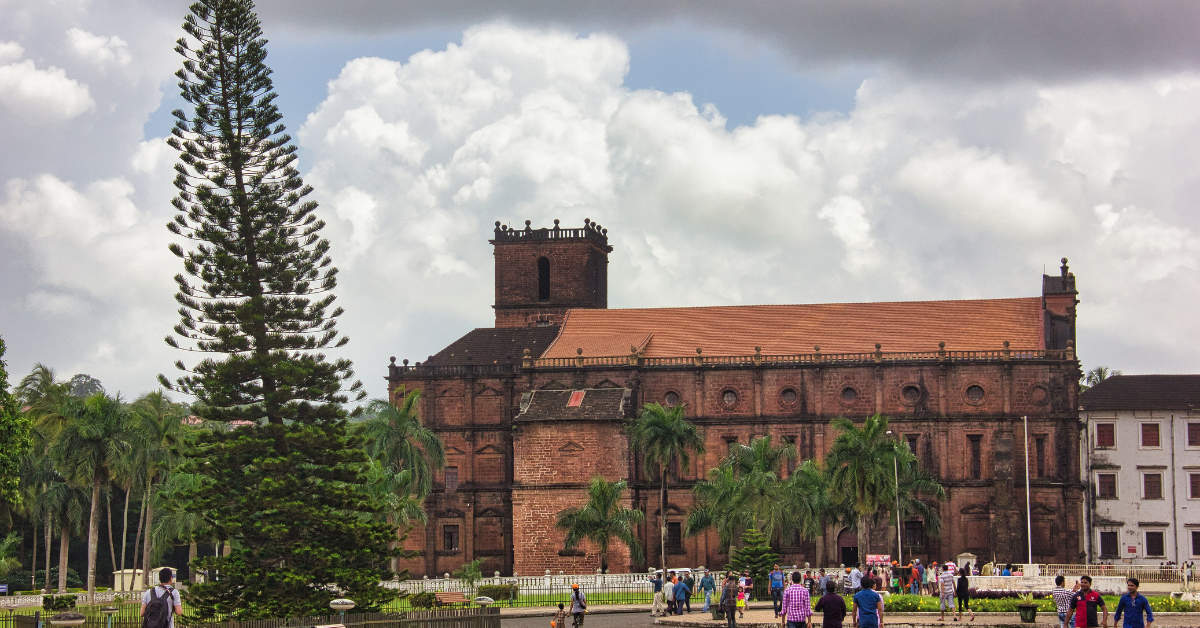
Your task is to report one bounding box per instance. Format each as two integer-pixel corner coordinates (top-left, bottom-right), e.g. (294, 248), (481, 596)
(132, 496), (146, 587)
(43, 519), (51, 593)
(816, 530), (825, 568)
(141, 482), (155, 588)
(30, 519), (37, 591)
(659, 474), (668, 571)
(87, 473), (101, 601)
(188, 542), (197, 583)
(57, 525), (69, 593)
(857, 514), (870, 564)
(106, 489), (117, 595)
(118, 485), (131, 592)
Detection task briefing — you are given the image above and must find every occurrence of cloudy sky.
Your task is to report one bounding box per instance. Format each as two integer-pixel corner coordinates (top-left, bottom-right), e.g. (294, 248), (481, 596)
(2, 0), (1199, 400)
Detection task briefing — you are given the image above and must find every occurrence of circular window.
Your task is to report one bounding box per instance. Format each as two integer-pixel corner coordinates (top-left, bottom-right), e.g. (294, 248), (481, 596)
(664, 391), (680, 407)
(902, 385), (922, 403)
(966, 385), (985, 402)
(722, 390), (738, 407)
(841, 387), (858, 403)
(781, 388), (798, 404)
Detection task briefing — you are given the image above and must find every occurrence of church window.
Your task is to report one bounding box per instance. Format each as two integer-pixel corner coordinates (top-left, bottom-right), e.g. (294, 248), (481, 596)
(966, 385), (985, 402)
(667, 522), (684, 553)
(722, 390), (738, 407)
(902, 385), (921, 403)
(537, 257), (550, 300)
(664, 391), (680, 407)
(780, 388), (797, 404)
(445, 466), (459, 491)
(443, 525), (460, 551)
(1035, 436), (1046, 478)
(841, 387), (857, 403)
(1141, 423), (1161, 448)
(968, 436), (982, 479)
(1099, 531), (1118, 558)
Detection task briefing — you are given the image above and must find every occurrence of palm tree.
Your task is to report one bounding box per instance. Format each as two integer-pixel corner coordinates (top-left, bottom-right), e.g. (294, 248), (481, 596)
(356, 391), (445, 499)
(1081, 366), (1122, 390)
(0, 533), (20, 577)
(825, 414), (900, 556)
(685, 465), (745, 552)
(555, 476), (645, 572)
(129, 391), (185, 588)
(361, 461), (426, 575)
(783, 459), (834, 560)
(151, 470), (209, 582)
(40, 478), (87, 592)
(50, 393), (132, 600)
(892, 444), (946, 555)
(625, 402), (705, 571)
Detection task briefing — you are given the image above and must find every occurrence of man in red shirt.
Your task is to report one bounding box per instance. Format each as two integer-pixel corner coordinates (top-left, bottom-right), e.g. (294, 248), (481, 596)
(1069, 575), (1108, 628)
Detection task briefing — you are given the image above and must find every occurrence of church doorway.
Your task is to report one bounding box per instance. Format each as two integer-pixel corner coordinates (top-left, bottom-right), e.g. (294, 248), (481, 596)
(838, 527), (858, 566)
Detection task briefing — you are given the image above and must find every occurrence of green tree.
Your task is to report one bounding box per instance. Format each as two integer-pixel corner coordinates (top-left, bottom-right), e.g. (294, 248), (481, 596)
(0, 533), (21, 577)
(1081, 366), (1122, 391)
(825, 414), (899, 556)
(356, 391), (445, 499)
(555, 476), (645, 572)
(50, 393), (132, 600)
(452, 558), (484, 598)
(162, 0), (393, 617)
(726, 528), (777, 593)
(0, 337), (31, 508)
(893, 442), (946, 555)
(128, 391), (186, 588)
(626, 403), (705, 571)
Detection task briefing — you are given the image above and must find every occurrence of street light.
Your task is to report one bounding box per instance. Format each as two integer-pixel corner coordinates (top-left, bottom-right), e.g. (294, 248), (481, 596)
(329, 598), (355, 624)
(886, 430), (903, 570)
(100, 607), (120, 628)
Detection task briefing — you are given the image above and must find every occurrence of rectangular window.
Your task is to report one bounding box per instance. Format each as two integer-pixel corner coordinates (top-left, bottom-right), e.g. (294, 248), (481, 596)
(1193, 530), (1200, 557)
(1142, 423), (1161, 448)
(969, 436), (982, 479)
(666, 522), (683, 553)
(1143, 473), (1163, 500)
(1097, 473), (1118, 499)
(784, 436), (797, 475)
(904, 520), (927, 551)
(1189, 423), (1200, 447)
(445, 466), (459, 491)
(1035, 437), (1046, 478)
(1190, 473), (1200, 499)
(1096, 423), (1116, 448)
(906, 435), (919, 455)
(1099, 531), (1119, 558)
(443, 524), (460, 551)
(1145, 531), (1165, 557)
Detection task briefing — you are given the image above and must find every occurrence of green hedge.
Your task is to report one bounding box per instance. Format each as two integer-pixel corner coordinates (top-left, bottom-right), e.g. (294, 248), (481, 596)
(476, 584), (518, 601)
(409, 592), (437, 609)
(43, 595), (77, 611)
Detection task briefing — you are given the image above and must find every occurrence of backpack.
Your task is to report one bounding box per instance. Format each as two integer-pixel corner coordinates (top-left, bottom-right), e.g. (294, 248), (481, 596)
(142, 585), (174, 628)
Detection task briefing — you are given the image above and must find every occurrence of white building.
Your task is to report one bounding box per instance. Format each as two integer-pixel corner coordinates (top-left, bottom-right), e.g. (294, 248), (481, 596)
(1079, 375), (1200, 564)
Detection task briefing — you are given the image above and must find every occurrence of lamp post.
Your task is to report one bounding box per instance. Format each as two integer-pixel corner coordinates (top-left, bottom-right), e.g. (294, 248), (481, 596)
(100, 607), (120, 628)
(329, 599), (355, 624)
(886, 430), (903, 568)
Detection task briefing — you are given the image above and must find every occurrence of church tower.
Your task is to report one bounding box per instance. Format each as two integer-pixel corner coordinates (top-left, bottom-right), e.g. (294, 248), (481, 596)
(491, 219), (611, 328)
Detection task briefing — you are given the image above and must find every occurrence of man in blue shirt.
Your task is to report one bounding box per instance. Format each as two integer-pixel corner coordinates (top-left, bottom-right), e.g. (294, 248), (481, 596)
(1113, 578), (1154, 628)
(649, 574), (664, 617)
(770, 564), (787, 617)
(700, 570), (717, 613)
(853, 573), (883, 628)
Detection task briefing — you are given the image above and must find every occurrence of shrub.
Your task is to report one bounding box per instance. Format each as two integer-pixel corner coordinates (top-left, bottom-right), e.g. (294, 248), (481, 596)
(409, 592), (437, 609)
(881, 595), (927, 612)
(43, 595), (77, 611)
(476, 584), (518, 601)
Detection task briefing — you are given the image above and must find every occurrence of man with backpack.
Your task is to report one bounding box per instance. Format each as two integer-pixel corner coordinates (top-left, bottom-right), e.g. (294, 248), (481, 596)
(140, 568), (182, 628)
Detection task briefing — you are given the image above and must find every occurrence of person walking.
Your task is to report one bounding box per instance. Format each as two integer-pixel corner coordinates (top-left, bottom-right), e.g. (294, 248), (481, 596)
(910, 562), (921, 595)
(140, 567), (183, 628)
(850, 563), (863, 594)
(741, 570), (754, 615)
(1069, 575), (1108, 628)
(914, 560), (925, 596)
(552, 603), (568, 628)
(665, 573), (676, 617)
(955, 567), (974, 621)
(938, 564), (956, 622)
(649, 573), (665, 617)
(853, 575), (884, 628)
(721, 574), (740, 628)
(815, 580), (848, 628)
(780, 571), (813, 628)
(684, 572), (696, 613)
(701, 570), (717, 613)
(818, 569), (830, 595)
(674, 574), (693, 616)
(569, 584), (587, 628)
(1053, 575), (1078, 628)
(771, 564), (788, 617)
(1113, 578), (1154, 628)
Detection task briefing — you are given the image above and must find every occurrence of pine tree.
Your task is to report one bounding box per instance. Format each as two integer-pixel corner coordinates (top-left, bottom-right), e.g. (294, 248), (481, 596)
(0, 337), (32, 507)
(726, 528), (778, 596)
(162, 0), (394, 618)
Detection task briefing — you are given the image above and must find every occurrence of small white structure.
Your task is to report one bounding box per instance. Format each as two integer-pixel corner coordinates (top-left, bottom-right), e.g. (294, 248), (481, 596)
(111, 570), (143, 592)
(1080, 375), (1200, 565)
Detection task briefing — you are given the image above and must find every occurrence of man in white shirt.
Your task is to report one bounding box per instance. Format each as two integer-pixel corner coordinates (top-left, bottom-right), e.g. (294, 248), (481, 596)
(140, 568), (184, 628)
(938, 565), (957, 622)
(849, 565), (863, 593)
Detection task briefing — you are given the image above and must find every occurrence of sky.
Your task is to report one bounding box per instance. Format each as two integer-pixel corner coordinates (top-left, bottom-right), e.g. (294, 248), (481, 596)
(2, 0), (1200, 401)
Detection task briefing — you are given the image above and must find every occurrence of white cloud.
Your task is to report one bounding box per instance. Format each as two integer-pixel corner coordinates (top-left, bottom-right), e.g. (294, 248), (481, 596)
(67, 27), (131, 68)
(0, 58), (94, 123)
(0, 41), (24, 64)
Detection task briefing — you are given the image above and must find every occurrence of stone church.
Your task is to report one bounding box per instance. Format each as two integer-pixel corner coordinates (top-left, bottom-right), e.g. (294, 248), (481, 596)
(386, 220), (1084, 577)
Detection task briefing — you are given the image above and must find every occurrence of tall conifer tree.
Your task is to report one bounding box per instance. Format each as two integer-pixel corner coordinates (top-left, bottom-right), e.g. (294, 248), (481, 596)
(0, 337), (32, 508)
(162, 0), (395, 617)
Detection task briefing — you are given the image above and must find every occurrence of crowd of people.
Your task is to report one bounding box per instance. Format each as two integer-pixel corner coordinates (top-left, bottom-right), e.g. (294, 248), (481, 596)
(633, 561), (1158, 628)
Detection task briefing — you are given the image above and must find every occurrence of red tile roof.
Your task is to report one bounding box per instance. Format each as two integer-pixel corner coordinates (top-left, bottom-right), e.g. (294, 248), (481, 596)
(540, 297), (1043, 358)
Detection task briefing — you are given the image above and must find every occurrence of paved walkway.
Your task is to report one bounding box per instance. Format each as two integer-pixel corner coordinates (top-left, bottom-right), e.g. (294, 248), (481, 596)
(653, 608), (1200, 628)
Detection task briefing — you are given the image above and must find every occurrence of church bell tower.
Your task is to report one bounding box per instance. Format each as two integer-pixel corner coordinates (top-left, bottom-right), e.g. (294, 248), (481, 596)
(491, 219), (612, 328)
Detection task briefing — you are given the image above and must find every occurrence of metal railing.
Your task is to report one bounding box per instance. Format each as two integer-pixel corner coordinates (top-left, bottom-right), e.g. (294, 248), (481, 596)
(384, 571), (731, 608)
(1038, 564), (1191, 584)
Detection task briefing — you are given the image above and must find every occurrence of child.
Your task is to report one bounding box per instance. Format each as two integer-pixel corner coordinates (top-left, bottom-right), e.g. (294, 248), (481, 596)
(736, 589), (746, 618)
(552, 603), (567, 628)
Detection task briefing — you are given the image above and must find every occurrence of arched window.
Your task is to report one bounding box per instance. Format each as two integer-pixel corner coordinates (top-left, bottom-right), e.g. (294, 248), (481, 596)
(537, 256), (550, 300)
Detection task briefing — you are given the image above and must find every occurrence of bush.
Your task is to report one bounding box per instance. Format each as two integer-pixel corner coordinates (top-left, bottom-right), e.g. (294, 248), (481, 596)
(476, 584), (518, 601)
(409, 592), (437, 609)
(43, 595), (77, 611)
(882, 595), (928, 612)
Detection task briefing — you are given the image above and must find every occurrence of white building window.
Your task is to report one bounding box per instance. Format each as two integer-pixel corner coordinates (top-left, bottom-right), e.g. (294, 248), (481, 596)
(1191, 473), (1200, 500)
(1188, 422), (1200, 448)
(1145, 530), (1166, 557)
(1192, 530), (1200, 557)
(1097, 472), (1118, 499)
(1140, 422), (1162, 449)
(1095, 423), (1116, 449)
(1099, 530), (1119, 558)
(1142, 473), (1163, 500)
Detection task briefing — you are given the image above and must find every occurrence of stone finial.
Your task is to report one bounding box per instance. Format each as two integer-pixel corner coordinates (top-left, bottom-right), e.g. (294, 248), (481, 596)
(389, 356), (396, 364)
(553, 218), (560, 227)
(577, 347), (583, 355)
(873, 343), (883, 363)
(696, 347), (703, 354)
(753, 346), (763, 365)
(522, 348), (533, 368)
(525, 219), (532, 227)
(1061, 257), (1069, 278)
(403, 359), (409, 366)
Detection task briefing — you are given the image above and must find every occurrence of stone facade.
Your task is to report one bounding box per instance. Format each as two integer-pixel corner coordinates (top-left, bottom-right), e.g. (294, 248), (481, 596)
(387, 221), (1085, 576)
